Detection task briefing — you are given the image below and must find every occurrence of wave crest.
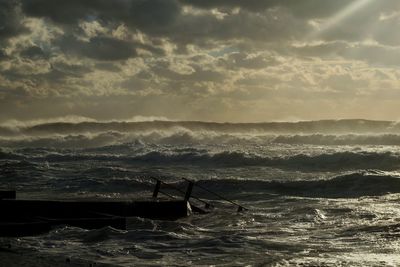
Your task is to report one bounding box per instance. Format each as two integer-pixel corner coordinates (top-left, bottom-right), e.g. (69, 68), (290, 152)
(1, 119), (400, 135)
(5, 131), (400, 148)
(29, 150), (399, 171)
(192, 170), (400, 198)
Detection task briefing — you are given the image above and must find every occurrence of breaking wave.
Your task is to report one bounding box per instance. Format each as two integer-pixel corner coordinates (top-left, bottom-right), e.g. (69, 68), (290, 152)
(272, 134), (400, 146)
(192, 170), (400, 198)
(4, 149), (400, 171)
(2, 119), (400, 136)
(3, 118), (400, 148)
(5, 131), (400, 148)
(125, 151), (400, 171)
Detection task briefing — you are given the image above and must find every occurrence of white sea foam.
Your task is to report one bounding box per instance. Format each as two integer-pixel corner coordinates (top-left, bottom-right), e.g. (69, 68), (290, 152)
(3, 119), (400, 266)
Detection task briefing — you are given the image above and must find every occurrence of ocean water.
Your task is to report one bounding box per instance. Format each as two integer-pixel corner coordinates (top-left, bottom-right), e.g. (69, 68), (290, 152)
(2, 119), (400, 266)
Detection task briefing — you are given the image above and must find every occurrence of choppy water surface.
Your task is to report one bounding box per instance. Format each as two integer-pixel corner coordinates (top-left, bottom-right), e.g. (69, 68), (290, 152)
(2, 119), (400, 266)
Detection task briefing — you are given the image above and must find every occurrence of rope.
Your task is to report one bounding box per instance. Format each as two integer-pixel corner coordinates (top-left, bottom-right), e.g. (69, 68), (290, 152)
(150, 177), (213, 209)
(181, 177), (248, 212)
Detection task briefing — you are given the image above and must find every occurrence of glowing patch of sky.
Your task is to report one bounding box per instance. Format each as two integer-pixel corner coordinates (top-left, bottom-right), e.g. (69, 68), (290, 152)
(309, 0), (373, 39)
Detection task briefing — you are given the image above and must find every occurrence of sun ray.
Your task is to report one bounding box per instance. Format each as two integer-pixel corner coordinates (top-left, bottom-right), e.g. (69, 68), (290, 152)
(308, 0), (374, 39)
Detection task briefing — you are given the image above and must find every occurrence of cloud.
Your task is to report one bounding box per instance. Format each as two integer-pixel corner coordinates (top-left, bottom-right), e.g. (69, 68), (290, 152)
(21, 0), (181, 30)
(219, 52), (280, 70)
(0, 49), (8, 59)
(126, 0), (181, 31)
(291, 41), (400, 66)
(19, 45), (47, 59)
(0, 0), (28, 41)
(20, 0), (126, 24)
(181, 0), (351, 18)
(152, 64), (226, 82)
(19, 0), (309, 45)
(1, 0), (400, 122)
(77, 36), (138, 61)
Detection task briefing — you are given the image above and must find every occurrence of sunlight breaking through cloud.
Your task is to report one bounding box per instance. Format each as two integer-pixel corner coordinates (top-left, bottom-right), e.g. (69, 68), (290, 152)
(308, 0), (374, 39)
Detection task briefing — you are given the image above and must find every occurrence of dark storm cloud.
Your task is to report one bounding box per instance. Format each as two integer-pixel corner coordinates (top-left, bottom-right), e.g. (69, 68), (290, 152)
(126, 0), (180, 31)
(1, 0), (400, 123)
(12, 0), (400, 46)
(81, 37), (138, 61)
(21, 0), (181, 29)
(0, 0), (28, 41)
(20, 46), (47, 59)
(20, 0), (128, 24)
(17, 0), (175, 60)
(19, 0), (306, 45)
(149, 8), (311, 48)
(0, 49), (8, 59)
(57, 36), (137, 61)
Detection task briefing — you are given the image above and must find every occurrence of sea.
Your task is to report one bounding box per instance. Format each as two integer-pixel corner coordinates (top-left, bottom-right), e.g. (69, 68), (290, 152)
(1, 119), (400, 266)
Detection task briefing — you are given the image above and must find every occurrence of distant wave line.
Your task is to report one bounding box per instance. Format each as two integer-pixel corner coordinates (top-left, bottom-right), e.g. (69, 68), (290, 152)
(1, 119), (400, 136)
(3, 149), (400, 171)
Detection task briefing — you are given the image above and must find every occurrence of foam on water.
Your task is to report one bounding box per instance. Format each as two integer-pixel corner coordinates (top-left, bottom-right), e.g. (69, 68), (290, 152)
(2, 119), (400, 265)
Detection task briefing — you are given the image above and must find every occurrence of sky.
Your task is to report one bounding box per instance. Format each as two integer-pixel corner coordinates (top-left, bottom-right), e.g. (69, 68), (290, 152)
(1, 0), (400, 123)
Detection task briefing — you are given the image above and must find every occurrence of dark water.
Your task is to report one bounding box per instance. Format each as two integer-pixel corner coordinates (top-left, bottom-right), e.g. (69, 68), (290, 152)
(1, 119), (400, 266)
